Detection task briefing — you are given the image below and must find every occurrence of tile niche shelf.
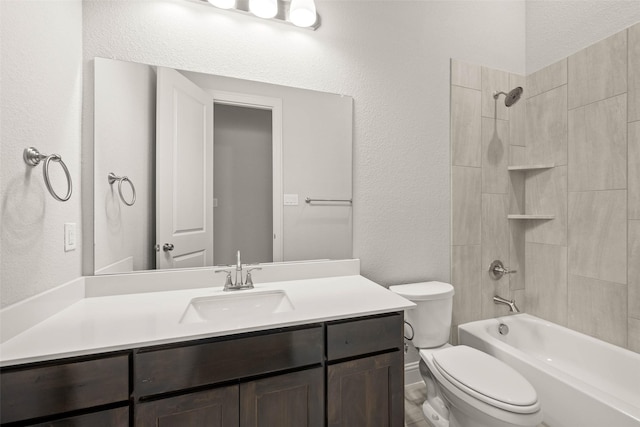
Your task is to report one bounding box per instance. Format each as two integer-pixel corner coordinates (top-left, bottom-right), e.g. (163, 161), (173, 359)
(507, 163), (555, 171)
(507, 163), (555, 220)
(507, 214), (555, 220)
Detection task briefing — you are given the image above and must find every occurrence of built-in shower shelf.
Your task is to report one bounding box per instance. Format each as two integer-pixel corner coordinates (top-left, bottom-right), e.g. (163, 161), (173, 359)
(507, 214), (555, 220)
(507, 163), (555, 171)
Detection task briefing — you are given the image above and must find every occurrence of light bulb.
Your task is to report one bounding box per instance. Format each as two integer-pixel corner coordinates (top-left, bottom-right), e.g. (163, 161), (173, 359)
(208, 0), (236, 9)
(249, 0), (278, 19)
(289, 0), (316, 27)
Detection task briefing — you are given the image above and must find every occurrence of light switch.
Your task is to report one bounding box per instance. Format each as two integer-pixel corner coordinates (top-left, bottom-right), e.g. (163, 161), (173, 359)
(213, 198), (218, 208)
(64, 223), (76, 252)
(283, 194), (299, 206)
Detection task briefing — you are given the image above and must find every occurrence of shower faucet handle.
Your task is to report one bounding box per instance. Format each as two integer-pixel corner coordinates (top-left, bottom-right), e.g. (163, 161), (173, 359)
(489, 260), (517, 280)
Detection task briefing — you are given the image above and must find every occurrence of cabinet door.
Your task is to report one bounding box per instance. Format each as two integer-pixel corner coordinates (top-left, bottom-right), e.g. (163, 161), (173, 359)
(135, 385), (238, 427)
(240, 367), (324, 427)
(327, 352), (404, 427)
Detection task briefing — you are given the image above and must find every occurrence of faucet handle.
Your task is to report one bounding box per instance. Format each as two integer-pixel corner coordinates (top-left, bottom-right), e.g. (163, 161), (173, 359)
(489, 260), (516, 280)
(244, 267), (262, 287)
(215, 269), (234, 289)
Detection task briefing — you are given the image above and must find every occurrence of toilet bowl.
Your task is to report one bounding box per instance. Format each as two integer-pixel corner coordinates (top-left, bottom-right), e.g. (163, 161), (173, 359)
(390, 282), (543, 427)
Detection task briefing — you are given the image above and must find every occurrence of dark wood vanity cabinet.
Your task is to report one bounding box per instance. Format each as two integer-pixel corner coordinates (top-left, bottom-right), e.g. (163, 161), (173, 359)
(240, 367), (324, 427)
(136, 385), (239, 427)
(133, 325), (325, 427)
(1, 312), (403, 427)
(326, 314), (405, 427)
(0, 353), (130, 426)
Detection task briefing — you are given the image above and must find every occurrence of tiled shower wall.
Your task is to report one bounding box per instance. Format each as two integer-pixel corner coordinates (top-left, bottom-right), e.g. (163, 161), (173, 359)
(451, 21), (640, 352)
(450, 61), (526, 338)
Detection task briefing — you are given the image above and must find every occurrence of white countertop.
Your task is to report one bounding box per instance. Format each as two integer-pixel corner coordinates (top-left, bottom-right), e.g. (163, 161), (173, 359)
(0, 275), (414, 367)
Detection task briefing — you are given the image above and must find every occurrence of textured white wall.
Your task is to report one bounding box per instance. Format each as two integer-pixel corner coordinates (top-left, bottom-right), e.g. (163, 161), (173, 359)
(0, 0), (83, 308)
(82, 0), (526, 287)
(94, 58), (156, 274)
(526, 1), (640, 73)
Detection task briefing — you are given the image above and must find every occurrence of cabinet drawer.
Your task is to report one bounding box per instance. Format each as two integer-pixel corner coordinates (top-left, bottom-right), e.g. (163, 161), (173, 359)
(0, 354), (130, 424)
(135, 325), (323, 397)
(29, 406), (129, 427)
(326, 312), (403, 361)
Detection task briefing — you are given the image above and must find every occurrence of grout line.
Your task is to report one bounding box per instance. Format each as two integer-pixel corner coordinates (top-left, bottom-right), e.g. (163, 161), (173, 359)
(451, 83), (481, 92)
(567, 188), (628, 194)
(567, 91), (628, 112)
(568, 272), (628, 287)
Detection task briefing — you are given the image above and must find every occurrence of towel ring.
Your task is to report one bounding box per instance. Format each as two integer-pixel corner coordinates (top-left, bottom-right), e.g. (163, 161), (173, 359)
(23, 147), (72, 202)
(108, 172), (136, 206)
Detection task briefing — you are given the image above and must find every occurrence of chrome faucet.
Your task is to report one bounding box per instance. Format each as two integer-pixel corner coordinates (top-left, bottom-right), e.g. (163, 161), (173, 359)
(493, 295), (520, 313)
(215, 250), (261, 291)
(235, 250), (243, 289)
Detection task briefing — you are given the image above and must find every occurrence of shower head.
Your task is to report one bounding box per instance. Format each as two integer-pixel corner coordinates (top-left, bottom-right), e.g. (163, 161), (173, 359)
(493, 86), (523, 107)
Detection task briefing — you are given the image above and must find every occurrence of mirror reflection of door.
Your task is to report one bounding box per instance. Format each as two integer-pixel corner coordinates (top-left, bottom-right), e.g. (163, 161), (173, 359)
(155, 69), (283, 270)
(156, 67), (214, 270)
(213, 104), (272, 266)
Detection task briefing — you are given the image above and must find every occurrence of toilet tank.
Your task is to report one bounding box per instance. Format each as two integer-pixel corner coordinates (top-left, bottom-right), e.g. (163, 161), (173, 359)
(389, 282), (454, 348)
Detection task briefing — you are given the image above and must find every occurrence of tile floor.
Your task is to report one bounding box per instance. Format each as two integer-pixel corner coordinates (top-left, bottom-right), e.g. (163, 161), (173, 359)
(404, 382), (430, 427)
(404, 382), (548, 427)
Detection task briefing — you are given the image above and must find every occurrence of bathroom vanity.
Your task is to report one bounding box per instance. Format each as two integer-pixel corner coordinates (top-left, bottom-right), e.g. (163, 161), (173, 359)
(0, 268), (412, 426)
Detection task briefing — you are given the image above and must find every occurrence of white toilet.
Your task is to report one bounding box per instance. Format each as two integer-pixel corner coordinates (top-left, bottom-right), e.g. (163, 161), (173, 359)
(390, 282), (543, 427)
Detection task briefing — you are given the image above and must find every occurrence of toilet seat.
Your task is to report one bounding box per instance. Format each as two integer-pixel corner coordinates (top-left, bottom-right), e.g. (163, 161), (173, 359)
(430, 346), (540, 414)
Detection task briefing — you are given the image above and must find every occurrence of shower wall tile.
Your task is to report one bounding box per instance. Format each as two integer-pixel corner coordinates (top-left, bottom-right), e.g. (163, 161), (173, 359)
(481, 67), (510, 120)
(452, 166), (481, 245)
(509, 73), (526, 147)
(525, 166), (568, 246)
(481, 193), (510, 318)
(526, 59), (567, 98)
(568, 274), (627, 347)
(568, 190), (627, 285)
(525, 243), (568, 326)
(509, 220), (525, 291)
(568, 94), (627, 192)
(482, 193), (510, 268)
(629, 220), (640, 319)
(568, 30), (627, 110)
(509, 146), (526, 215)
(451, 86), (481, 167)
(452, 245), (482, 326)
(482, 118), (510, 194)
(509, 145), (527, 166)
(628, 22), (640, 123)
(451, 59), (481, 90)
(629, 318), (640, 353)
(525, 85), (567, 166)
(630, 121), (640, 219)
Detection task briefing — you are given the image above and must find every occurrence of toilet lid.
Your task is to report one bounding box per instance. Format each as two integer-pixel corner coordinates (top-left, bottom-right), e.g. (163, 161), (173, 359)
(389, 282), (454, 301)
(432, 346), (538, 410)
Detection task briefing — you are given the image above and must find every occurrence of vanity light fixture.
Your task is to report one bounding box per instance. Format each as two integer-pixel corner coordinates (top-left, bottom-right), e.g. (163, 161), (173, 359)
(208, 0), (236, 9)
(249, 0), (278, 19)
(193, 0), (320, 30)
(289, 0), (316, 27)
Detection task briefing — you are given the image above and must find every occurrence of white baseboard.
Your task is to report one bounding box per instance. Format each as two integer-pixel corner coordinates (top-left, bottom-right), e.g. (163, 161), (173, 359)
(405, 360), (422, 385)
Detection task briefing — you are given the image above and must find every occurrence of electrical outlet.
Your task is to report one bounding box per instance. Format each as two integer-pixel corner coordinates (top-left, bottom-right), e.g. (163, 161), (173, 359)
(64, 223), (76, 252)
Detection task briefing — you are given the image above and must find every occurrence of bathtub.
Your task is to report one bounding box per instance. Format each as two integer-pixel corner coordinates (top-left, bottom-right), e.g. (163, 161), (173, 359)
(458, 314), (640, 427)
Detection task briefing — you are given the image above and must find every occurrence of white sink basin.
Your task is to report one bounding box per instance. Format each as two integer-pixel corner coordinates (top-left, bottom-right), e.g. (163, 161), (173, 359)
(180, 290), (294, 324)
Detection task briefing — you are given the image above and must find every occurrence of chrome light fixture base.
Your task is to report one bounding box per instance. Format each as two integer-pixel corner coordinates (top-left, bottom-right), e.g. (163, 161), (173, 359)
(190, 0), (321, 30)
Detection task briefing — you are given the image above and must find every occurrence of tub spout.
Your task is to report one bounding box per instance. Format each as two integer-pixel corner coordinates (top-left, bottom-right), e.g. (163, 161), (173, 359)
(493, 295), (520, 313)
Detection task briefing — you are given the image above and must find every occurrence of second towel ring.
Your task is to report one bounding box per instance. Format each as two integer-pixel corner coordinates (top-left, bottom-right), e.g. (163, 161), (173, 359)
(108, 172), (136, 206)
(23, 147), (72, 202)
